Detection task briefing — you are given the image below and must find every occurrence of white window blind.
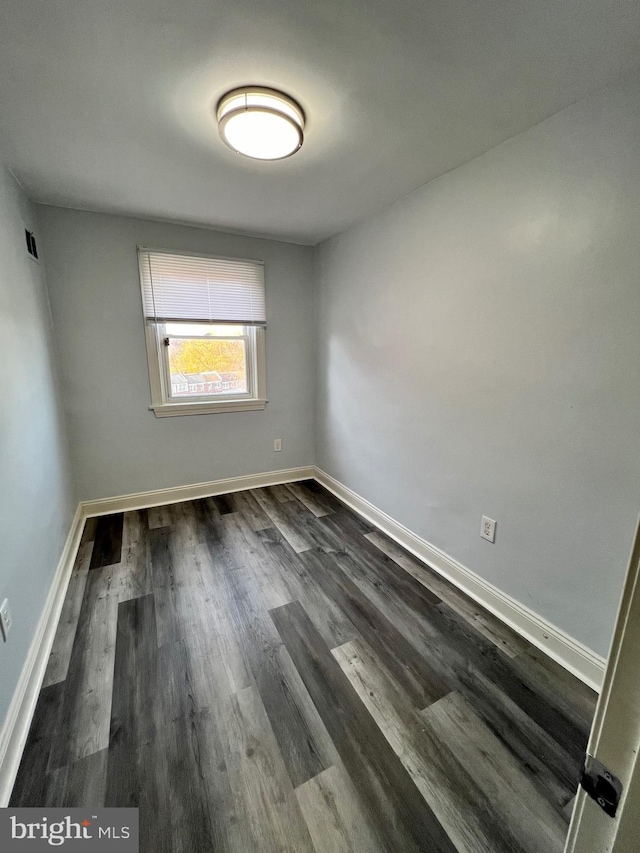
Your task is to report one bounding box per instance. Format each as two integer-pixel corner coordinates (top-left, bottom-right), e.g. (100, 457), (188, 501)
(138, 249), (266, 325)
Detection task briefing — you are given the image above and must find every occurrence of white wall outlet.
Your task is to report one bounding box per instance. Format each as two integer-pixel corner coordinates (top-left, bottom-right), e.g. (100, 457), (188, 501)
(273, 439), (282, 452)
(0, 599), (12, 641)
(481, 516), (496, 543)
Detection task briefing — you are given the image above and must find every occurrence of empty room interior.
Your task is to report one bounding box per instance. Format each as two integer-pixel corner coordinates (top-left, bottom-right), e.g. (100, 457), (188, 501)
(1, 1), (640, 851)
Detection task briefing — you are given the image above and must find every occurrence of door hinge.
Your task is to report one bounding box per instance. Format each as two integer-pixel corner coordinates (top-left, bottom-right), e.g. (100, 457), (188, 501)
(580, 755), (623, 817)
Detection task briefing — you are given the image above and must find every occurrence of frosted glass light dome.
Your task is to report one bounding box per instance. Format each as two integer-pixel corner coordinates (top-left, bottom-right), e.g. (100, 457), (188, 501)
(217, 87), (304, 160)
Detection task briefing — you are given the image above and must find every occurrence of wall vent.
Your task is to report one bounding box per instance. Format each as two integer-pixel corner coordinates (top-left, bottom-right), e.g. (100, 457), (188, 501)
(25, 229), (39, 261)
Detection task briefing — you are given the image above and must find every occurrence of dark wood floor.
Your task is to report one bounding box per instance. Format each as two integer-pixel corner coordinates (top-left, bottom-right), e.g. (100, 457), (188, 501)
(11, 480), (597, 852)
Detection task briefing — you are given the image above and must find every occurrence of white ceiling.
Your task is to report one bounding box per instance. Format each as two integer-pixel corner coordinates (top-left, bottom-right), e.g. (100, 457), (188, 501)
(1, 0), (639, 245)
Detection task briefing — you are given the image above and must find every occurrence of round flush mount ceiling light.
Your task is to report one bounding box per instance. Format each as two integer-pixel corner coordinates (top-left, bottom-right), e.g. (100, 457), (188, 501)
(217, 87), (304, 160)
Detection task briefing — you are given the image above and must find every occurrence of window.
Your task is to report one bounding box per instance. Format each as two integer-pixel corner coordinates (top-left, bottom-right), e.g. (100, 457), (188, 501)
(138, 248), (267, 416)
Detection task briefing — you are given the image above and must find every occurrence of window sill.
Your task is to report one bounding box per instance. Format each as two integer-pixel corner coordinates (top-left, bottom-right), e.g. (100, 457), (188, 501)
(150, 399), (267, 417)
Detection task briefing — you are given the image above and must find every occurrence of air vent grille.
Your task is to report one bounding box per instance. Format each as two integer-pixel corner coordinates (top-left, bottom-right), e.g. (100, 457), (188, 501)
(25, 229), (38, 261)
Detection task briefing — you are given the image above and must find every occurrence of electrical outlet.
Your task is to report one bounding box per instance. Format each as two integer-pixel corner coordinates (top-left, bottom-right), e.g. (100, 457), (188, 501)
(0, 599), (12, 641)
(273, 439), (282, 452)
(481, 516), (496, 543)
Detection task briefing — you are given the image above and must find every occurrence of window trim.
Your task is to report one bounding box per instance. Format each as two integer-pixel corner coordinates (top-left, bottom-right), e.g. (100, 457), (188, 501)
(149, 399), (267, 417)
(138, 246), (267, 416)
(144, 323), (267, 416)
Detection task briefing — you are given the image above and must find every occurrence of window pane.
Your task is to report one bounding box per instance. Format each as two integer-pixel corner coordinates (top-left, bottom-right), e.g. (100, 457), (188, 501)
(168, 336), (248, 397)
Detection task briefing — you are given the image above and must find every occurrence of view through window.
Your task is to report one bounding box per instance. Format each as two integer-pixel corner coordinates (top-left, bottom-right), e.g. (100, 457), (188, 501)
(165, 323), (248, 398)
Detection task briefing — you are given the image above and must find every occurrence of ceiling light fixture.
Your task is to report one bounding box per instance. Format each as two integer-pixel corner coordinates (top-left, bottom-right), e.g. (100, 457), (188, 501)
(217, 87), (304, 161)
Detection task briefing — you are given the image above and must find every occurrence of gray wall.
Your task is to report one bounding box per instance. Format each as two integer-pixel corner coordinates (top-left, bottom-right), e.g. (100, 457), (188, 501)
(315, 72), (640, 657)
(0, 166), (75, 727)
(37, 207), (316, 501)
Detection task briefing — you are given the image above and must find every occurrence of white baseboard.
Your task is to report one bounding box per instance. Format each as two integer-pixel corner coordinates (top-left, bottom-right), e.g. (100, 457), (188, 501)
(314, 467), (606, 692)
(81, 466), (316, 516)
(0, 505), (85, 807)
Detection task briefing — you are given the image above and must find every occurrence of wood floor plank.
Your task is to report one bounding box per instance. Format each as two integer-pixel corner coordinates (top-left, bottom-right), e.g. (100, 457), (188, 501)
(325, 558), (585, 786)
(42, 541), (92, 688)
(191, 710), (242, 852)
(106, 594), (173, 853)
(204, 513), (337, 784)
(334, 639), (532, 853)
(302, 548), (449, 708)
(149, 526), (180, 646)
(227, 489), (273, 530)
(49, 567), (119, 768)
(325, 535), (443, 628)
(317, 505), (374, 540)
(189, 542), (254, 694)
(256, 527), (358, 649)
(456, 659), (582, 813)
(169, 560), (260, 850)
(425, 608), (586, 810)
(356, 588), (584, 812)
(432, 605), (590, 765)
(172, 560), (245, 714)
(121, 508), (148, 550)
(305, 534), (581, 817)
(512, 646), (597, 736)
(151, 520), (218, 648)
(298, 479), (345, 514)
(105, 594), (158, 806)
(327, 542), (583, 798)
(365, 529), (530, 657)
(144, 534), (171, 591)
(89, 512), (124, 570)
(276, 498), (346, 553)
(271, 600), (457, 853)
(250, 488), (313, 553)
(223, 685), (316, 853)
(189, 496), (219, 540)
(212, 494), (234, 515)
(268, 483), (297, 503)
(117, 509), (153, 601)
(156, 640), (226, 853)
(296, 763), (385, 853)
(219, 511), (292, 610)
(91, 548), (152, 606)
(9, 682), (66, 806)
(148, 503), (173, 529)
(45, 748), (108, 808)
(80, 516), (99, 545)
(320, 512), (441, 611)
(422, 691), (567, 852)
(274, 644), (340, 773)
(284, 481), (335, 517)
(167, 604), (247, 853)
(223, 556), (336, 787)
(169, 500), (203, 548)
